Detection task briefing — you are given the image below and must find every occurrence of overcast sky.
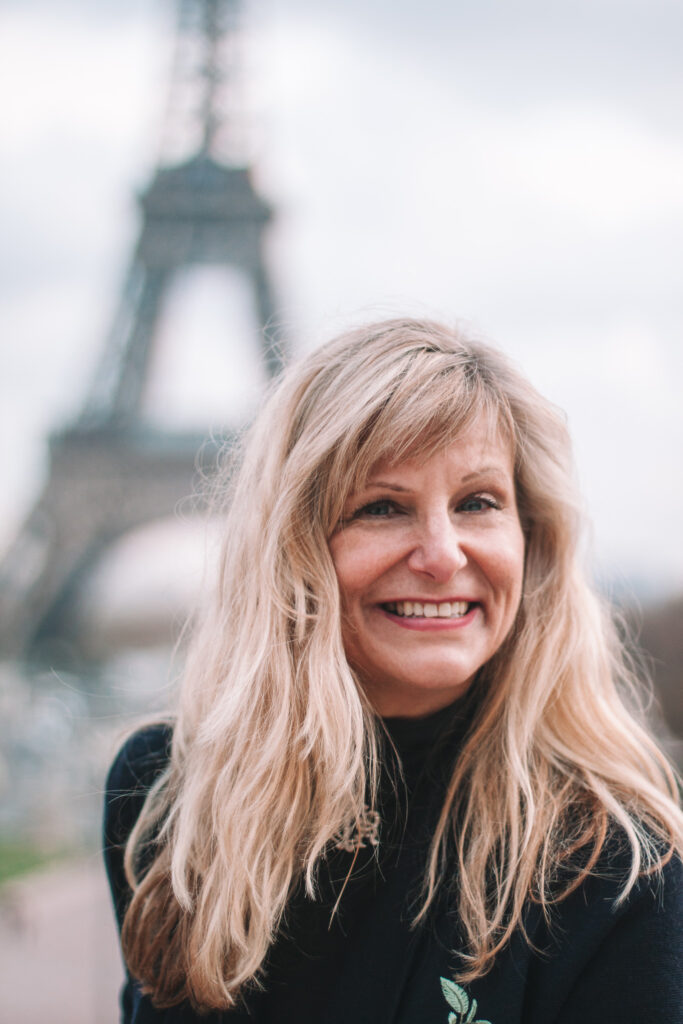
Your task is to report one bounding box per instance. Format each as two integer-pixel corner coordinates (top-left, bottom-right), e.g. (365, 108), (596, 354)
(1, 0), (682, 607)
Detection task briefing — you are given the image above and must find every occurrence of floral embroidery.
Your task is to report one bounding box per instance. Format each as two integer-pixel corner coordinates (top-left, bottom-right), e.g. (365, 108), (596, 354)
(440, 977), (492, 1024)
(334, 808), (381, 852)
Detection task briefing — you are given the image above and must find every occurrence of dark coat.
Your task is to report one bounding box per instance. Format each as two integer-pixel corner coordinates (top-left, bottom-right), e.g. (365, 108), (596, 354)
(103, 715), (683, 1024)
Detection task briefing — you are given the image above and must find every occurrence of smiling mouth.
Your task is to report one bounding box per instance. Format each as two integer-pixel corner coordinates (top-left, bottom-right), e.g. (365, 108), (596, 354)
(381, 600), (474, 619)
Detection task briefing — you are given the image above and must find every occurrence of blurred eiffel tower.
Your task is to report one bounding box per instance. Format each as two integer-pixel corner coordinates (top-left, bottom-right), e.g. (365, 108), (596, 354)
(0, 0), (284, 661)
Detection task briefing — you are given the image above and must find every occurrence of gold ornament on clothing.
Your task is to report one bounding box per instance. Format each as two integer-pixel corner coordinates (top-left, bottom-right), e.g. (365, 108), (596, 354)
(334, 808), (381, 852)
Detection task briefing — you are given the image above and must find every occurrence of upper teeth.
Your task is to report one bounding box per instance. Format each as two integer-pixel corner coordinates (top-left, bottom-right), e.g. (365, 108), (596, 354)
(385, 600), (470, 618)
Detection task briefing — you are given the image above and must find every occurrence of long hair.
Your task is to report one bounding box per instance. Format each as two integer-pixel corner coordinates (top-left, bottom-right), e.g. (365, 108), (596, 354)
(120, 318), (683, 1010)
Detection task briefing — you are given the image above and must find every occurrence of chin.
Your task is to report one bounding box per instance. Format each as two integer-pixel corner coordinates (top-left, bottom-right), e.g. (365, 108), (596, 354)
(364, 669), (476, 718)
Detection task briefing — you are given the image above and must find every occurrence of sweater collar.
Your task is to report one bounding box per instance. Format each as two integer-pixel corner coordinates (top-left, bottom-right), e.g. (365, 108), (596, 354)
(382, 693), (473, 757)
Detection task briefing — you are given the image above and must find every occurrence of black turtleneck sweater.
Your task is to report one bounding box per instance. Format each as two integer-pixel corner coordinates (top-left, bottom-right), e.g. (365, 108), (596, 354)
(103, 704), (683, 1023)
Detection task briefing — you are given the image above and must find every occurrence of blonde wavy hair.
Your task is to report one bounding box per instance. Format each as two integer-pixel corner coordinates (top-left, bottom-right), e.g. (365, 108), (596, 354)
(121, 318), (683, 1011)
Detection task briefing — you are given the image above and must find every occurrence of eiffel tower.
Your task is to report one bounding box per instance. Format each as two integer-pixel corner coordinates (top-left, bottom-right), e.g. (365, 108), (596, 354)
(0, 0), (284, 660)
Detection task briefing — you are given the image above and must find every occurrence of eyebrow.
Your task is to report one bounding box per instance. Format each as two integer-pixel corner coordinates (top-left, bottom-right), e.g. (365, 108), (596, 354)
(460, 465), (510, 483)
(364, 465), (510, 491)
(364, 480), (411, 492)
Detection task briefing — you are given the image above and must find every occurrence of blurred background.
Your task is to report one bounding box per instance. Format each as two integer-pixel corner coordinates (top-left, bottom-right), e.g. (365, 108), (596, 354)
(1, 0), (682, 1019)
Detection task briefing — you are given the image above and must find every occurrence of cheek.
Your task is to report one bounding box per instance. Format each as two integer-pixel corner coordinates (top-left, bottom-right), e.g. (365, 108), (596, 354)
(501, 536), (525, 608)
(329, 533), (393, 605)
(329, 537), (365, 605)
(482, 532), (525, 605)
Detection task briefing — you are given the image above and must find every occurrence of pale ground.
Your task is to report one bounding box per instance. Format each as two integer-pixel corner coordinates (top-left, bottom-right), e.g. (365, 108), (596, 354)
(0, 856), (124, 1024)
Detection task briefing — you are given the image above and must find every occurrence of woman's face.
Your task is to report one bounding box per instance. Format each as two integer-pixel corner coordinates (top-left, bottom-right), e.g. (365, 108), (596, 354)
(329, 419), (525, 717)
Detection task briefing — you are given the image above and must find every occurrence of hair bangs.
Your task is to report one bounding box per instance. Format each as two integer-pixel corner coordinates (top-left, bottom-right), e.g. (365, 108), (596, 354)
(344, 351), (516, 499)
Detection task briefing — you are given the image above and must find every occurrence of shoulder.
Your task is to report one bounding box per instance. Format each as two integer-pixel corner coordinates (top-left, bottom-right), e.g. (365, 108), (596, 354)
(553, 832), (683, 949)
(105, 723), (173, 799)
(599, 845), (683, 950)
(594, 830), (683, 919)
(102, 723), (173, 931)
(608, 846), (683, 947)
(530, 845), (683, 1022)
(104, 723), (173, 840)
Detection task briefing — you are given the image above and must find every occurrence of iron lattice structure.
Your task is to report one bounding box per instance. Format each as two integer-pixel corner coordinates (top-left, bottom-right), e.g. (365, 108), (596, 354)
(0, 0), (284, 659)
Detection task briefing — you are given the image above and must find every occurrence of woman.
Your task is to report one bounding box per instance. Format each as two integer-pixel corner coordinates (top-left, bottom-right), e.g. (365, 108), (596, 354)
(104, 318), (683, 1023)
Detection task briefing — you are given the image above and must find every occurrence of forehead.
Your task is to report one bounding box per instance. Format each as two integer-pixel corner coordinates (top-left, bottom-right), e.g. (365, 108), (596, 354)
(363, 416), (515, 487)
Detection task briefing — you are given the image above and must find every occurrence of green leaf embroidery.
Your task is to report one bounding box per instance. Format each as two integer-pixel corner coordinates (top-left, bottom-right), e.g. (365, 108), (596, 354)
(441, 978), (469, 1013)
(439, 976), (493, 1024)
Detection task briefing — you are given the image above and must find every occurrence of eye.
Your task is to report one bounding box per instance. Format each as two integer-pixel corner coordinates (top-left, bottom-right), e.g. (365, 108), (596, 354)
(354, 499), (398, 519)
(457, 493), (500, 513)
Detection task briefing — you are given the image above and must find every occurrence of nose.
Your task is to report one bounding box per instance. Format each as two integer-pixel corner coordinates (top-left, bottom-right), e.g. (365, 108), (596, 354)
(406, 512), (467, 583)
